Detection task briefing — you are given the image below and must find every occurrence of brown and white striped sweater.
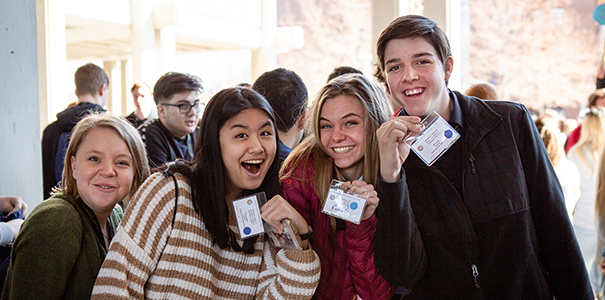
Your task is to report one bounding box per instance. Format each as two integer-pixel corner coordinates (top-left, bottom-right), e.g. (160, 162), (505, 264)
(92, 172), (321, 299)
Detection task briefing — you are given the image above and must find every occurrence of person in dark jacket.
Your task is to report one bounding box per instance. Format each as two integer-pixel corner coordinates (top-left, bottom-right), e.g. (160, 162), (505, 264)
(372, 15), (593, 299)
(252, 68), (308, 163)
(138, 72), (203, 169)
(42, 63), (108, 199)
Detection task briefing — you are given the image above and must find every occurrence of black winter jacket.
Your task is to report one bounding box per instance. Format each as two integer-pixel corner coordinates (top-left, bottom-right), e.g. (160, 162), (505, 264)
(375, 91), (592, 299)
(41, 103), (105, 199)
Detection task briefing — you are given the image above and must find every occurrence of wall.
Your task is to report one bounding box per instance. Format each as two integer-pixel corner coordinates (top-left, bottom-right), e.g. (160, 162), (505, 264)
(0, 0), (44, 208)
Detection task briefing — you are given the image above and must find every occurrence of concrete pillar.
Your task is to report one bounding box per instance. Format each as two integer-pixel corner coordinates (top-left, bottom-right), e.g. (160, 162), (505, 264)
(131, 0), (157, 85)
(1, 0), (44, 207)
(371, 0), (401, 69)
(36, 0), (67, 131)
(251, 0), (278, 80)
(156, 26), (176, 75)
(121, 59), (130, 116)
(103, 60), (120, 115)
(423, 0), (463, 91)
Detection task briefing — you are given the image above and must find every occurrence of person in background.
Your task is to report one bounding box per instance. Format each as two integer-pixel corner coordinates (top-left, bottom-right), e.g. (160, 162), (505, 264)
(0, 196), (28, 296)
(372, 14), (592, 299)
(138, 72), (203, 168)
(125, 82), (156, 128)
(92, 87), (320, 299)
(567, 107), (605, 291)
(534, 119), (580, 221)
(566, 89), (605, 153)
(252, 68), (308, 163)
(3, 113), (150, 299)
(326, 66), (364, 83)
(0, 196), (27, 247)
(596, 59), (605, 89)
(280, 73), (424, 299)
(464, 82), (498, 100)
(594, 137), (605, 298)
(42, 63), (109, 199)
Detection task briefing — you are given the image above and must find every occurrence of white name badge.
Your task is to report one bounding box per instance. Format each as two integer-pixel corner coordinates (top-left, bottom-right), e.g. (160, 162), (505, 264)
(232, 192), (266, 239)
(322, 180), (368, 224)
(404, 111), (460, 167)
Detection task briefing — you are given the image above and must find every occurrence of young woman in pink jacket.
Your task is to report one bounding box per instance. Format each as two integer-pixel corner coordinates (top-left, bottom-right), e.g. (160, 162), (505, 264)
(280, 73), (425, 300)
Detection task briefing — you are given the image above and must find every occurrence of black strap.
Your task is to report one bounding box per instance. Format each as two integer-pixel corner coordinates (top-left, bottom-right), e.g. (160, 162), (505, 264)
(336, 218), (347, 231)
(229, 229), (258, 254)
(163, 164), (179, 226)
(75, 198), (107, 252)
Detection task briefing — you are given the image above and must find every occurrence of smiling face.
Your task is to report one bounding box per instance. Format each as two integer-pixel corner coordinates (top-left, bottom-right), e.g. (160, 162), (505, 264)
(219, 108), (277, 199)
(158, 90), (200, 139)
(319, 95), (366, 181)
(71, 127), (134, 220)
(384, 37), (453, 119)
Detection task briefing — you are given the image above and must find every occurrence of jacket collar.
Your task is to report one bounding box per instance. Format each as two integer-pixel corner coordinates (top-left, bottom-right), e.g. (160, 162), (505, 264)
(403, 91), (503, 170)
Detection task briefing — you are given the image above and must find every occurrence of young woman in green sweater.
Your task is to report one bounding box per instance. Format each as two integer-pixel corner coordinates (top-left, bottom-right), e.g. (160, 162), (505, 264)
(2, 113), (150, 299)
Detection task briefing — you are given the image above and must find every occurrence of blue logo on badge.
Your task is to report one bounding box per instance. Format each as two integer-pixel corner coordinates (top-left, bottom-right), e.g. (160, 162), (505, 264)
(350, 202), (358, 210)
(244, 227), (251, 235)
(444, 130), (453, 138)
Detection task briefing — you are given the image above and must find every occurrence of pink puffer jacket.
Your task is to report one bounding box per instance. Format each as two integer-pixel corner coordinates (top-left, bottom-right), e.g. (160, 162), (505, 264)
(281, 154), (396, 300)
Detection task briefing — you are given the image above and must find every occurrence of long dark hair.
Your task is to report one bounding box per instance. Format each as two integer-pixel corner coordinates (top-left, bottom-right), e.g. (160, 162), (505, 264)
(171, 87), (280, 249)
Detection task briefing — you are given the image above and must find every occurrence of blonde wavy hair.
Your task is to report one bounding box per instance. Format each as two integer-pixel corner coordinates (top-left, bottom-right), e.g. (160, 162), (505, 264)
(595, 145), (605, 223)
(280, 74), (391, 226)
(568, 107), (605, 174)
(58, 113), (150, 208)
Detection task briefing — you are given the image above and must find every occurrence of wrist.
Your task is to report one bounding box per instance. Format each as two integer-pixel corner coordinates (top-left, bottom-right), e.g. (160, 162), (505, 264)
(298, 225), (314, 241)
(380, 168), (401, 183)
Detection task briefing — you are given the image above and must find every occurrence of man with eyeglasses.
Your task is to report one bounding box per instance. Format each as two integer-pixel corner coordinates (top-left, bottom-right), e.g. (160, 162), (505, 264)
(139, 72), (203, 168)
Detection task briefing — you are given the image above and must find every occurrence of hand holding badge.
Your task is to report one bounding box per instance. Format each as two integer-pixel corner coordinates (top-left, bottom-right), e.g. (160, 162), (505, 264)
(232, 192), (267, 239)
(403, 111), (460, 166)
(232, 192), (308, 250)
(322, 179), (369, 224)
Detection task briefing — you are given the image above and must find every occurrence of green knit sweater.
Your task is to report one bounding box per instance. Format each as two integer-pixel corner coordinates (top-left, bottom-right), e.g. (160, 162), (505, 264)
(1, 193), (122, 300)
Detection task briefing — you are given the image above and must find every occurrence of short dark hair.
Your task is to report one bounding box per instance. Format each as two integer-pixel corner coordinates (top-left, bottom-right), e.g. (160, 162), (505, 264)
(252, 68), (308, 133)
(74, 63), (109, 97)
(327, 66), (363, 82)
(374, 15), (451, 92)
(152, 72), (203, 105)
(171, 87), (281, 249)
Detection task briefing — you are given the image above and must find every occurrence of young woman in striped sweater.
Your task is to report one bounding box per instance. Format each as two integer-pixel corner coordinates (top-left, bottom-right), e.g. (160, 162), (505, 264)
(92, 87), (320, 299)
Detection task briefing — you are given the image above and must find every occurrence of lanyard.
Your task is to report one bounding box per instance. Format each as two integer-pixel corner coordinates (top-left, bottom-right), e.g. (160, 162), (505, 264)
(75, 198), (111, 252)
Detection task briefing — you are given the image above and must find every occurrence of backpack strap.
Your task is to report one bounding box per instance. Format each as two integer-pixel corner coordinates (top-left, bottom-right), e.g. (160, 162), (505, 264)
(162, 162), (179, 226)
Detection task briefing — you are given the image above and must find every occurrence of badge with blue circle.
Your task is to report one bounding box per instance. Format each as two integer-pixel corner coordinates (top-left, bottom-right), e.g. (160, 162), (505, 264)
(232, 192), (267, 239)
(404, 111), (460, 167)
(322, 179), (368, 224)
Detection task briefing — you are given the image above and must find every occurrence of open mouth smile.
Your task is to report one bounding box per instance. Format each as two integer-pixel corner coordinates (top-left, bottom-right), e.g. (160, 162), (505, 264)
(333, 146), (353, 154)
(404, 88), (425, 97)
(242, 159), (263, 174)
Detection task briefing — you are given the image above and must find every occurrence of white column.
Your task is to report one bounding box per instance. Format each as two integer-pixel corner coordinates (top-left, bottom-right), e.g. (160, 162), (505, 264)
(1, 0), (43, 207)
(372, 0), (424, 77)
(251, 0), (278, 80)
(423, 0), (463, 91)
(121, 59), (130, 115)
(131, 0), (157, 85)
(371, 0), (401, 69)
(36, 0), (67, 130)
(103, 61), (115, 115)
(156, 26), (176, 75)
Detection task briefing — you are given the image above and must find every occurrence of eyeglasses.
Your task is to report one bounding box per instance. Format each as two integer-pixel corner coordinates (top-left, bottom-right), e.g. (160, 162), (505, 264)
(162, 101), (203, 114)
